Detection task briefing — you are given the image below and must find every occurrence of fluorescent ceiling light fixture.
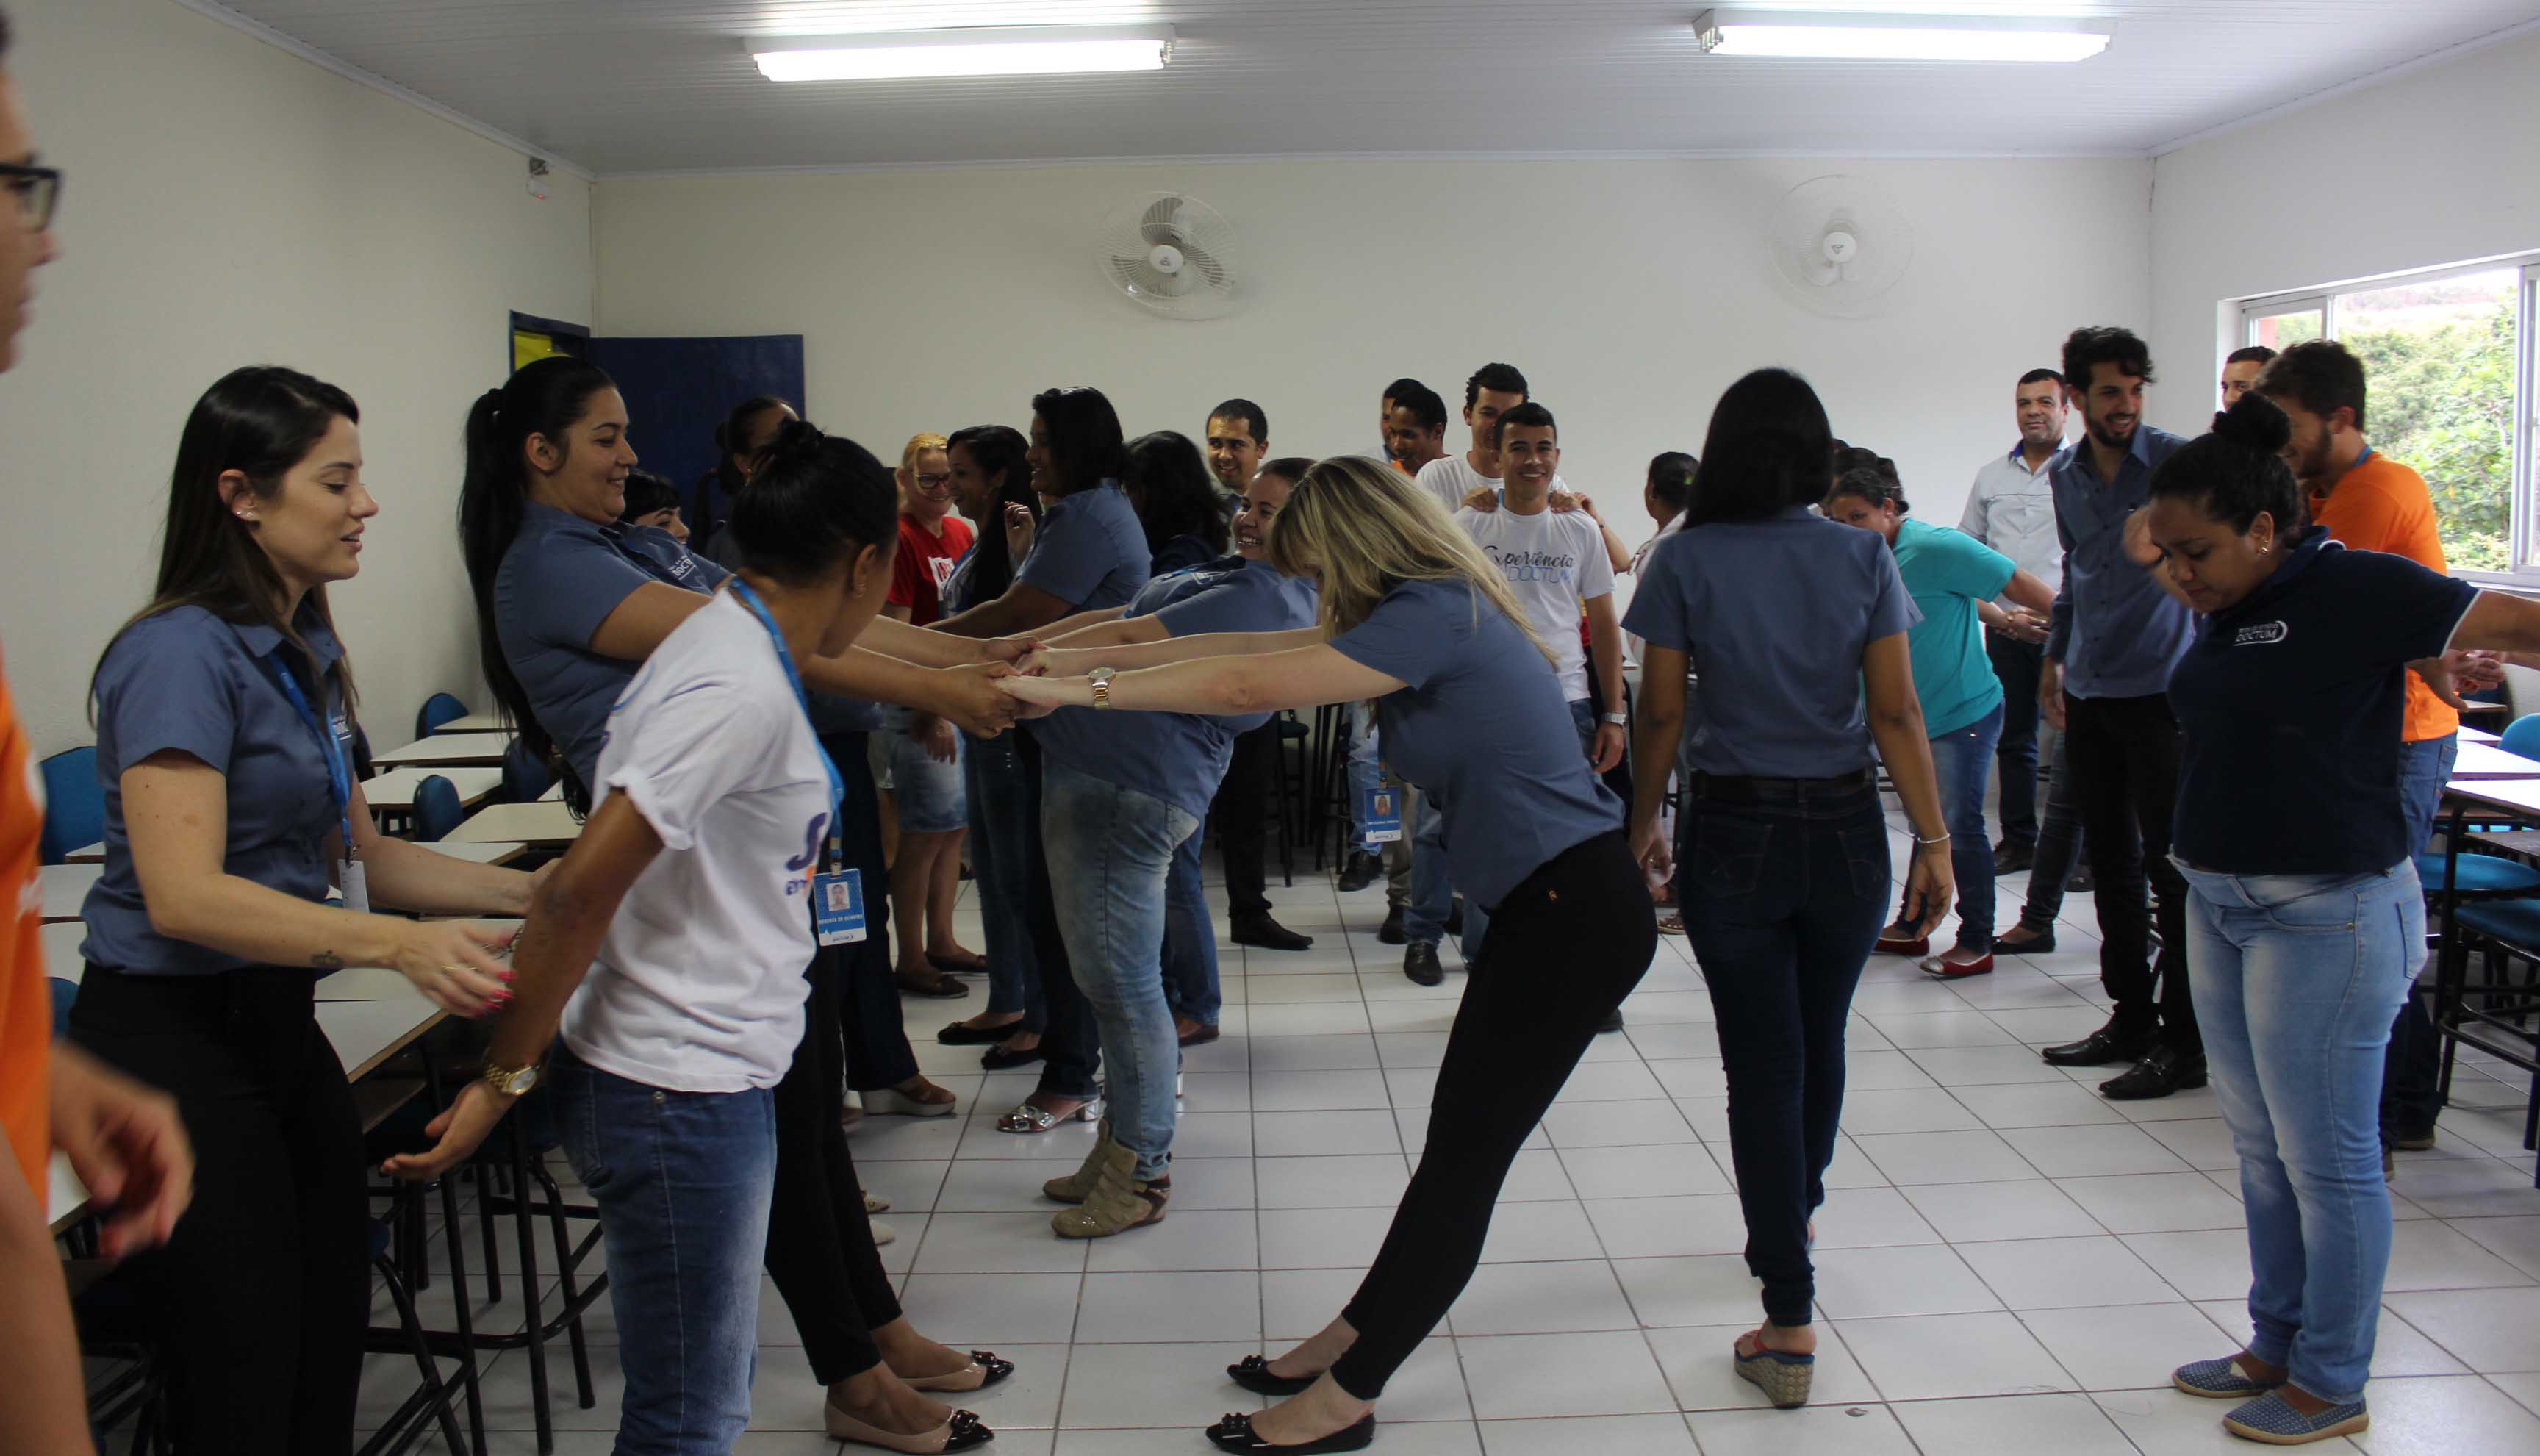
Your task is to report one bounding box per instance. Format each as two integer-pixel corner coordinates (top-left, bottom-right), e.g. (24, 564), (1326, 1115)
(1693, 10), (2110, 62)
(747, 25), (1173, 82)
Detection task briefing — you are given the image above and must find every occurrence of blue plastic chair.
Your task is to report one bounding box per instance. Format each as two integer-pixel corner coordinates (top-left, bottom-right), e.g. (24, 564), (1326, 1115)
(501, 739), (554, 805)
(415, 692), (470, 739)
(49, 977), (75, 1039)
(2501, 714), (2540, 764)
(2417, 851), (2540, 894)
(413, 775), (464, 843)
(37, 747), (101, 864)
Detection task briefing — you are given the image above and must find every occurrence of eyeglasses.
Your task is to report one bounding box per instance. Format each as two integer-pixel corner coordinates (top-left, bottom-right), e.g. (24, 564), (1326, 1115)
(911, 473), (952, 492)
(0, 162), (62, 232)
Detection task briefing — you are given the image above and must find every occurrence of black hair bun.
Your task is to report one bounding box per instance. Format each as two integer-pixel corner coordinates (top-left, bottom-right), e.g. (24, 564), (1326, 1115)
(758, 417), (828, 469)
(2213, 392), (2292, 455)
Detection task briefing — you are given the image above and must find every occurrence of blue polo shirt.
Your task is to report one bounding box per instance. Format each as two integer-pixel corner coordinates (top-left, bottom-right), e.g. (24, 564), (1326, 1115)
(1017, 481), (1149, 612)
(2170, 531), (2479, 875)
(1331, 578), (1621, 909)
(1624, 507), (1919, 778)
(496, 503), (731, 788)
(1893, 517), (2016, 738)
(1032, 556), (1320, 822)
(2045, 426), (2195, 700)
(82, 603), (355, 975)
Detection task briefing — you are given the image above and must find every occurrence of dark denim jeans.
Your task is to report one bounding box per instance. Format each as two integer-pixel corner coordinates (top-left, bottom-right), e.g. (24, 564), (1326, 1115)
(1163, 820), (1223, 1027)
(1677, 779), (1889, 1327)
(553, 1044), (778, 1455)
(1899, 702), (2003, 952)
(964, 730), (1044, 1030)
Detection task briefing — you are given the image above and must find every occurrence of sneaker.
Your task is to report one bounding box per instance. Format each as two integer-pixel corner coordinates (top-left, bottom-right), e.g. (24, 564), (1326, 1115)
(1335, 850), (1382, 894)
(1377, 905), (1407, 945)
(2222, 1390), (2368, 1445)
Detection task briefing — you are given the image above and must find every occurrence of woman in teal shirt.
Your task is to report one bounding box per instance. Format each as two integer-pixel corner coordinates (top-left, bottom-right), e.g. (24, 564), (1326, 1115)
(1825, 467), (2057, 978)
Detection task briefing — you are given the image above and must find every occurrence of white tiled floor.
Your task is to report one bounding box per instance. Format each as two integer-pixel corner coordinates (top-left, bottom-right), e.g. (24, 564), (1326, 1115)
(370, 817), (2540, 1454)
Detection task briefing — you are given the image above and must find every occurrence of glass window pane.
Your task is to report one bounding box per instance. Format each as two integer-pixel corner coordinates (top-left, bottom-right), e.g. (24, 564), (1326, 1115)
(2333, 268), (2519, 571)
(2249, 307), (2323, 350)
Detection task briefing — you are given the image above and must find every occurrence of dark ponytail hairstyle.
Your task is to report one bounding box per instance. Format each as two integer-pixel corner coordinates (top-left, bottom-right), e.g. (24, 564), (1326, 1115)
(455, 354), (619, 795)
(1685, 369), (1835, 528)
(1646, 451), (1698, 516)
(1122, 430), (1231, 557)
(947, 423), (1036, 603)
(96, 365), (364, 719)
(730, 419), (898, 587)
(1029, 386), (1127, 497)
(713, 395), (796, 490)
(2148, 392), (2306, 535)
(1826, 465), (1911, 516)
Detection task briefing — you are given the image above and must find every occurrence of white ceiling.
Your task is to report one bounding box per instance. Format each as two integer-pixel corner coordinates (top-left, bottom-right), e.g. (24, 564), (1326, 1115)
(193, 1), (2540, 175)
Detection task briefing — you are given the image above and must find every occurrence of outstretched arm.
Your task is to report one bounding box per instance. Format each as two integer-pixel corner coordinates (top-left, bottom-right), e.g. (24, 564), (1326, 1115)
(1000, 645), (1402, 719)
(1020, 625), (1330, 678)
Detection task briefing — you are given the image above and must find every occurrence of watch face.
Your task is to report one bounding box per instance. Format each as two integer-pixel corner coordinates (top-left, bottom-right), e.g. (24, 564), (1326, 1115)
(499, 1066), (539, 1096)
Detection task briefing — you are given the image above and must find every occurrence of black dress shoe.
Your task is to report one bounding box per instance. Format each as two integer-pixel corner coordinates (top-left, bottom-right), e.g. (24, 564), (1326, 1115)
(1995, 842), (2036, 875)
(1233, 913), (1313, 951)
(2100, 1044), (2208, 1100)
(1377, 905), (1407, 945)
(1596, 1007), (1625, 1033)
(2042, 1015), (2158, 1067)
(1335, 851), (1382, 893)
(1208, 1412), (1374, 1454)
(1404, 943), (1444, 986)
(1227, 1354), (1319, 1396)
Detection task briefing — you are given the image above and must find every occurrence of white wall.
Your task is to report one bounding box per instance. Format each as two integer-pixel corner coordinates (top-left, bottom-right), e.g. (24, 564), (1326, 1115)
(0, 0), (592, 756)
(595, 156), (2149, 556)
(2148, 30), (2540, 439)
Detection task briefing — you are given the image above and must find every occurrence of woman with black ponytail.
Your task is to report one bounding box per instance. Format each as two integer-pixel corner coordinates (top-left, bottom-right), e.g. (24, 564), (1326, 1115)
(2134, 394), (2540, 1445)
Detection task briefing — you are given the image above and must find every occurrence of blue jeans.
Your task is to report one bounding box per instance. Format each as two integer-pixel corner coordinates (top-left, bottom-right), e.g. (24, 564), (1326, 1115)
(1677, 779), (1889, 1327)
(886, 709), (967, 833)
(1163, 822), (1222, 1026)
(1407, 698), (1597, 958)
(1901, 703), (2003, 951)
(2179, 861), (2422, 1405)
(551, 1044), (778, 1456)
(1042, 759), (1198, 1180)
(964, 731), (1044, 1028)
(1347, 707), (1383, 844)
(2383, 734), (2457, 1141)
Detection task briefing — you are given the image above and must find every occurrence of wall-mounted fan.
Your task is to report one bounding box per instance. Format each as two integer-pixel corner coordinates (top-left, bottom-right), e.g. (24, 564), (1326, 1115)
(1098, 192), (1241, 320)
(1767, 175), (1915, 317)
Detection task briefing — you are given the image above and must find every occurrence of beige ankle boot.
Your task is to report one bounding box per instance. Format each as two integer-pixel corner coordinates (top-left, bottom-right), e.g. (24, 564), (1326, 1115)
(1042, 1121), (1113, 1205)
(1050, 1137), (1168, 1238)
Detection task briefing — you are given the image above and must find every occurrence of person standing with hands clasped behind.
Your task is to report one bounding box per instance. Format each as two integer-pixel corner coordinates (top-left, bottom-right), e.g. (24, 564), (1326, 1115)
(2139, 394), (2540, 1446)
(394, 426), (998, 1455)
(1624, 369), (1953, 1412)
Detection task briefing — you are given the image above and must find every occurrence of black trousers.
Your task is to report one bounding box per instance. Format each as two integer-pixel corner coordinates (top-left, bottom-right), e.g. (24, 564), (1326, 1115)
(68, 966), (369, 1456)
(763, 949), (903, 1384)
(2064, 692), (2200, 1050)
(1215, 720), (1280, 917)
(824, 732), (918, 1091)
(1988, 634), (2045, 848)
(1331, 832), (1654, 1399)
(1016, 728), (1102, 1100)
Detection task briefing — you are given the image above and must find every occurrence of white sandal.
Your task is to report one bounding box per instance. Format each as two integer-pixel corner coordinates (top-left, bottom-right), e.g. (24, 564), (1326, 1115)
(995, 1094), (1105, 1134)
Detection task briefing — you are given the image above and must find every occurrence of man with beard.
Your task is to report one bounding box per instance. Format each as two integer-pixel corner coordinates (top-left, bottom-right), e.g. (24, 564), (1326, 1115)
(2037, 326), (2203, 1100)
(2259, 340), (2455, 1167)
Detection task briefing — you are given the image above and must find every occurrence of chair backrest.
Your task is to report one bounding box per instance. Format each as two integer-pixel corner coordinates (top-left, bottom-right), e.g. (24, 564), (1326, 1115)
(415, 692), (470, 738)
(501, 738), (555, 804)
(36, 747), (102, 864)
(2501, 713), (2540, 764)
(49, 978), (75, 1040)
(413, 775), (465, 842)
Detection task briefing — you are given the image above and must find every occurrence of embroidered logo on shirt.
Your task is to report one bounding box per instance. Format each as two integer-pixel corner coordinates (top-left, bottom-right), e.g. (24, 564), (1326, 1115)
(786, 811), (833, 874)
(2233, 621), (2290, 646)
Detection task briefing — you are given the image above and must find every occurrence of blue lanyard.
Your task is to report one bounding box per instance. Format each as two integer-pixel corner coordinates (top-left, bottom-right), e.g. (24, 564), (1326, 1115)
(270, 657), (356, 851)
(726, 579), (845, 815)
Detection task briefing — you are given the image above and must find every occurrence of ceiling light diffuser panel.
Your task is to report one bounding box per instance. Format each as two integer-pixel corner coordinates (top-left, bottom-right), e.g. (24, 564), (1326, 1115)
(747, 24), (1174, 82)
(1694, 10), (2112, 62)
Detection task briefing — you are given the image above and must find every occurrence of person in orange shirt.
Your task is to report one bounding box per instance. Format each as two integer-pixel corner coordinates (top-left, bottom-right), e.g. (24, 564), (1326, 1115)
(0, 16), (195, 1454)
(2257, 340), (2453, 1161)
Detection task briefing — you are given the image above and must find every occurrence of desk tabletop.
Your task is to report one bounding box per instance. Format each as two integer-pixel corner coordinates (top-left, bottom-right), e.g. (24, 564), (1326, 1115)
(434, 711), (509, 733)
(373, 734), (515, 768)
(38, 863), (101, 923)
(445, 800), (582, 846)
(62, 842), (103, 865)
(423, 839), (531, 866)
(2447, 740), (2540, 781)
(2445, 775), (2540, 816)
(363, 765), (504, 812)
(2461, 725), (2501, 746)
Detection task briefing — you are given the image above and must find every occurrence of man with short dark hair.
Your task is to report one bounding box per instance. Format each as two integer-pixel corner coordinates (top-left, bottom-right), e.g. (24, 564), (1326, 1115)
(1380, 376), (1424, 469)
(2259, 340), (2457, 1164)
(1382, 381), (1450, 480)
(1205, 398), (1266, 503)
(2222, 345), (2277, 408)
(1413, 362), (1568, 512)
(1959, 368), (2067, 874)
(2038, 326), (2203, 1099)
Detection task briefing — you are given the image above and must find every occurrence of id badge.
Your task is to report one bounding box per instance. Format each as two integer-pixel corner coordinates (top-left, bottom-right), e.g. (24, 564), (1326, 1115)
(339, 858), (370, 915)
(1360, 784), (1404, 846)
(813, 869), (867, 945)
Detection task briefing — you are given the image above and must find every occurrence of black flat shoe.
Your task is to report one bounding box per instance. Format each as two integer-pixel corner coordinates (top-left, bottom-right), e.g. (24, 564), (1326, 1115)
(937, 1021), (1015, 1047)
(1995, 925), (2059, 956)
(980, 1043), (1047, 1071)
(1227, 1354), (1319, 1396)
(1596, 1007), (1625, 1033)
(1207, 1412), (1374, 1453)
(2100, 1045), (2208, 1101)
(2042, 1016), (2158, 1067)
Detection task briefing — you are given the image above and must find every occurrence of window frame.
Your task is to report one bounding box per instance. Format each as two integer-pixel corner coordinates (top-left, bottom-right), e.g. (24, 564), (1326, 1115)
(2238, 251), (2540, 585)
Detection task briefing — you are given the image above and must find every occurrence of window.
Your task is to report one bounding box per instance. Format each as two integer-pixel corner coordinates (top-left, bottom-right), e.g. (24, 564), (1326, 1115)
(2240, 257), (2536, 575)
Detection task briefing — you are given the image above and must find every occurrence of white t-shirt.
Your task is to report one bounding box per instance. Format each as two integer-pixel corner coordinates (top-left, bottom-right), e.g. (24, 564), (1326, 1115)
(1413, 454), (1570, 517)
(1453, 503), (1613, 701)
(559, 590), (828, 1094)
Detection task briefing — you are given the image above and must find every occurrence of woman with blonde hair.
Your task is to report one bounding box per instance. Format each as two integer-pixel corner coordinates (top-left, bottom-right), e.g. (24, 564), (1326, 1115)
(1000, 455), (1652, 1454)
(883, 430), (985, 998)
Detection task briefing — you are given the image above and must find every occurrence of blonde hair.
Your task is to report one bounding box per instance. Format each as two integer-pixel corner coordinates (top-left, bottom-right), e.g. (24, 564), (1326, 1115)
(900, 432), (950, 470)
(1267, 455), (1553, 667)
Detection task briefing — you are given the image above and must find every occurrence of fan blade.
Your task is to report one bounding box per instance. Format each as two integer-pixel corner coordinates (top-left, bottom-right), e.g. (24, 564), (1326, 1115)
(1139, 196), (1184, 247)
(1109, 256), (1188, 298)
(1177, 241), (1230, 287)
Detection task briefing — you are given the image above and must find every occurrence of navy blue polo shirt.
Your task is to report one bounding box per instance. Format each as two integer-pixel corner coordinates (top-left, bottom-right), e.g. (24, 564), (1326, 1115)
(2044, 426), (2196, 700)
(1032, 556), (1319, 822)
(2170, 530), (2479, 875)
(82, 603), (355, 975)
(1017, 481), (1150, 612)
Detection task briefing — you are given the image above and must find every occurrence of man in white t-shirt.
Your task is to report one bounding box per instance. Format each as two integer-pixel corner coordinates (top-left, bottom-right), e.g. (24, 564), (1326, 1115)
(1413, 361), (1571, 514)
